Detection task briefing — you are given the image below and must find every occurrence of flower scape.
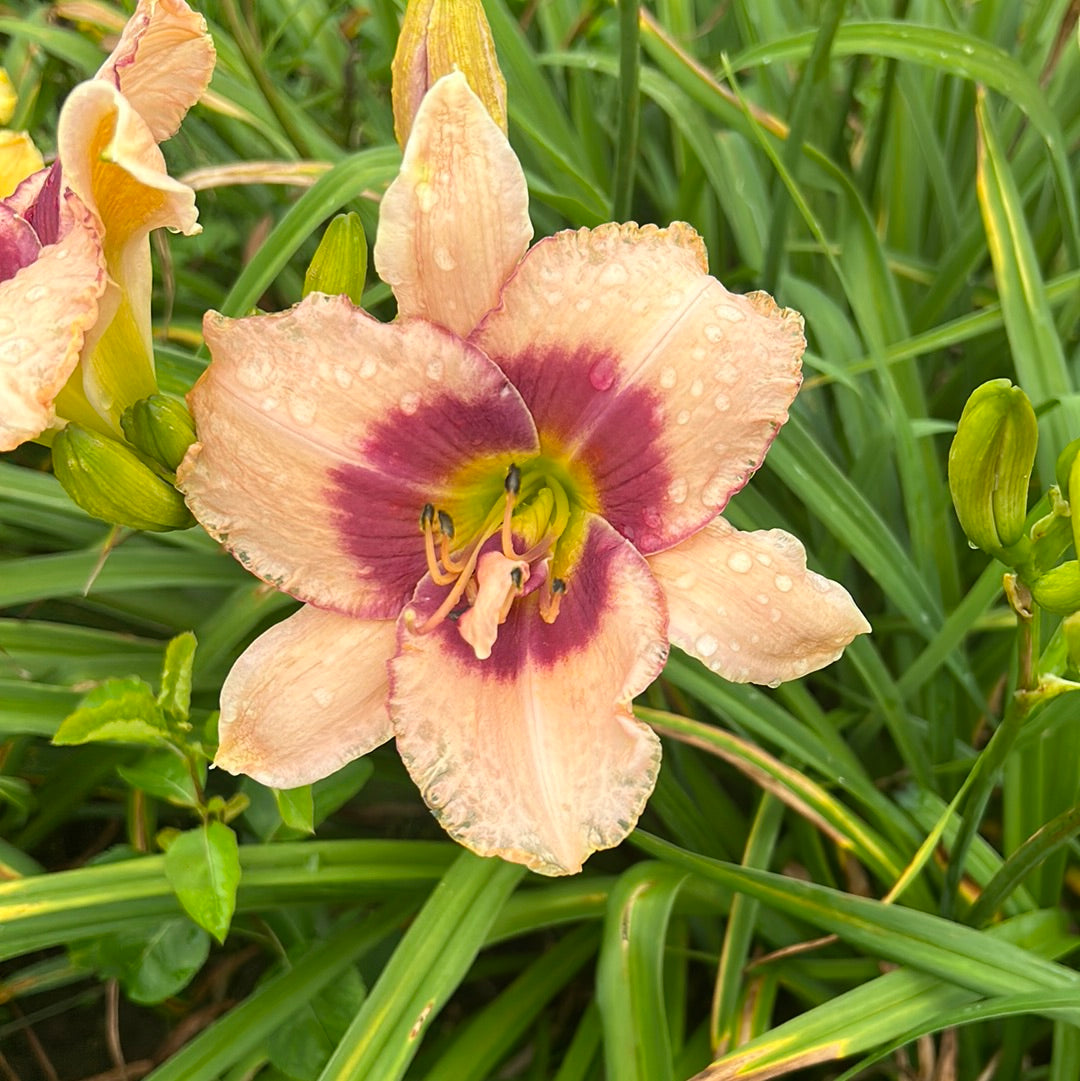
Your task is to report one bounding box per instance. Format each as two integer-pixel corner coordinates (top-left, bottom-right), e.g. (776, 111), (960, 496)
(178, 72), (869, 876)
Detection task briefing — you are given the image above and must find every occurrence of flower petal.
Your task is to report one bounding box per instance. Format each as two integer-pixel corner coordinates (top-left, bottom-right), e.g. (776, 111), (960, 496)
(215, 604), (396, 789)
(389, 514), (668, 875)
(180, 294), (539, 618)
(472, 223), (805, 554)
(57, 79), (201, 425)
(0, 131), (44, 200)
(0, 189), (105, 450)
(96, 0), (216, 143)
(648, 517), (870, 685)
(0, 200), (40, 282)
(374, 71), (532, 338)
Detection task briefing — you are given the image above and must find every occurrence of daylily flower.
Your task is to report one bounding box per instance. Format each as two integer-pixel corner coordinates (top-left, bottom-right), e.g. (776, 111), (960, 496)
(0, 0), (215, 451)
(179, 73), (869, 875)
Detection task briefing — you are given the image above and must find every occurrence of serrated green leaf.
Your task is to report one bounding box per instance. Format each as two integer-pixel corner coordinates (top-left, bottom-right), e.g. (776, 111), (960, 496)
(54, 678), (170, 748)
(118, 751), (202, 809)
(164, 822), (241, 944)
(158, 632), (197, 724)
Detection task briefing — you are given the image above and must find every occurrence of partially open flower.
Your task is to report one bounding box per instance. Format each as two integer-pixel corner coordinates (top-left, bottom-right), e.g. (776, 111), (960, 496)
(0, 0), (215, 452)
(180, 74), (869, 875)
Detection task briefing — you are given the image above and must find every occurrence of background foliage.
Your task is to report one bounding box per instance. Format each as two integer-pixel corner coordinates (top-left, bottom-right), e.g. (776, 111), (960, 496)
(1, 0), (1079, 1078)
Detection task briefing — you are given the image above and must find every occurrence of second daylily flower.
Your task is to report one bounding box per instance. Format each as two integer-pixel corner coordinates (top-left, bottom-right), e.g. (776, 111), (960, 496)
(180, 73), (869, 875)
(0, 0), (214, 451)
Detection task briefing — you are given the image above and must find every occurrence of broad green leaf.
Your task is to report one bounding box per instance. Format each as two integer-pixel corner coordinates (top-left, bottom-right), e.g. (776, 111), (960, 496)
(275, 785), (315, 834)
(54, 678), (170, 748)
(118, 751), (202, 809)
(267, 965), (366, 1080)
(164, 822), (242, 944)
(72, 919), (211, 1005)
(158, 632), (198, 724)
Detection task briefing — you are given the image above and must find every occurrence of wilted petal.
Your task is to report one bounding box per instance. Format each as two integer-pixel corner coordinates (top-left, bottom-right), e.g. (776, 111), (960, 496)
(375, 72), (531, 338)
(649, 517), (870, 685)
(0, 201), (40, 281)
(472, 223), (805, 554)
(215, 604), (396, 789)
(0, 190), (105, 450)
(180, 294), (538, 618)
(96, 0), (216, 143)
(390, 515), (668, 875)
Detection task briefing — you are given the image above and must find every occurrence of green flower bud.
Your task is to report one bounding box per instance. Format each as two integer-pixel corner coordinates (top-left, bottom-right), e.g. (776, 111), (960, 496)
(948, 379), (1037, 561)
(302, 212), (368, 306)
(391, 0), (507, 146)
(52, 424), (195, 532)
(121, 395), (197, 472)
(1030, 561), (1080, 615)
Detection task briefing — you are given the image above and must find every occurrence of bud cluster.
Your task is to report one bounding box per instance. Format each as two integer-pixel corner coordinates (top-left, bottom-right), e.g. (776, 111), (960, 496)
(949, 379), (1080, 616)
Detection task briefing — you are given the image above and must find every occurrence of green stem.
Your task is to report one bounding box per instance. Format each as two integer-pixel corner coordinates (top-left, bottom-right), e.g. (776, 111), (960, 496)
(611, 0), (641, 220)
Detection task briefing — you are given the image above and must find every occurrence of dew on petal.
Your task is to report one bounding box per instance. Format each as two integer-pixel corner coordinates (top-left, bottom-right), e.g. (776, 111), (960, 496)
(359, 357), (377, 378)
(690, 378), (704, 398)
(659, 366), (678, 389)
(714, 392), (730, 412)
(695, 633), (719, 657)
(312, 687), (333, 707)
(674, 570), (696, 590)
(426, 359), (443, 381)
(399, 391), (421, 415)
(433, 245), (457, 271)
(236, 360), (270, 391)
(416, 181), (437, 213)
(667, 477), (688, 504)
(25, 285), (47, 303)
(260, 396), (280, 412)
(704, 324), (724, 343)
(774, 574), (793, 592)
(588, 356), (617, 391)
(676, 410), (691, 425)
(756, 594), (770, 605)
(727, 550), (753, 573)
(334, 366), (354, 389)
(288, 397), (317, 426)
(575, 297), (591, 313)
(599, 262), (629, 287)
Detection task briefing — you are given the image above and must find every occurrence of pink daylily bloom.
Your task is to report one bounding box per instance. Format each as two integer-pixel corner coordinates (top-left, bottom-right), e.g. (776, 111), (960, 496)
(0, 0), (214, 451)
(180, 73), (869, 875)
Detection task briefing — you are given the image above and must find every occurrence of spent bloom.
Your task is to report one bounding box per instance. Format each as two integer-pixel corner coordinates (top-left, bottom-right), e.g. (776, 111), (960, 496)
(0, 0), (215, 451)
(179, 73), (869, 875)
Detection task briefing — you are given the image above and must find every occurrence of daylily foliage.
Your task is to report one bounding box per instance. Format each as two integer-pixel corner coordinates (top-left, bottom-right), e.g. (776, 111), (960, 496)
(0, 0), (214, 451)
(180, 73), (869, 875)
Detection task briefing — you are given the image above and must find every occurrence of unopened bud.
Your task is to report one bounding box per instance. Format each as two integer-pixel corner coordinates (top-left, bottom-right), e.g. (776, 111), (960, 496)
(948, 379), (1037, 561)
(302, 212), (368, 305)
(1030, 561), (1080, 615)
(121, 395), (196, 472)
(391, 0), (507, 146)
(52, 424), (195, 532)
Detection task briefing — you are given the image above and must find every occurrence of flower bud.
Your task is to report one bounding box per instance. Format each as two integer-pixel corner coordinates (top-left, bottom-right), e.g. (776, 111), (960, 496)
(0, 68), (16, 125)
(391, 0), (507, 146)
(302, 212), (368, 306)
(121, 395), (197, 472)
(52, 424), (195, 532)
(948, 379), (1037, 561)
(1030, 561), (1080, 616)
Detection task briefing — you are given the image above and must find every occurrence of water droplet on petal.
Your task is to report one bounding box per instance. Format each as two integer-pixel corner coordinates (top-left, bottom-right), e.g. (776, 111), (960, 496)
(704, 324), (724, 343)
(288, 397), (317, 426)
(690, 378), (704, 397)
(400, 391), (421, 415)
(714, 393), (730, 412)
(599, 262), (629, 287)
(659, 366), (678, 389)
(360, 358), (377, 379)
(774, 574), (793, 592)
(426, 359), (443, 381)
(589, 357), (617, 391)
(25, 285), (46, 303)
(312, 687), (333, 707)
(668, 478), (688, 504)
(727, 550), (753, 573)
(334, 366), (353, 389)
(433, 246), (457, 271)
(260, 396), (279, 412)
(674, 570), (696, 590)
(676, 410), (691, 425)
(695, 633), (718, 657)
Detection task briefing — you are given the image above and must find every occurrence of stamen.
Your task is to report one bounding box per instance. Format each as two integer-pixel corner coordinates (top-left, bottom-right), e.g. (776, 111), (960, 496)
(421, 504), (456, 586)
(505, 463), (521, 495)
(540, 575), (567, 624)
(418, 516), (504, 633)
(436, 510), (470, 573)
(437, 510), (455, 539)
